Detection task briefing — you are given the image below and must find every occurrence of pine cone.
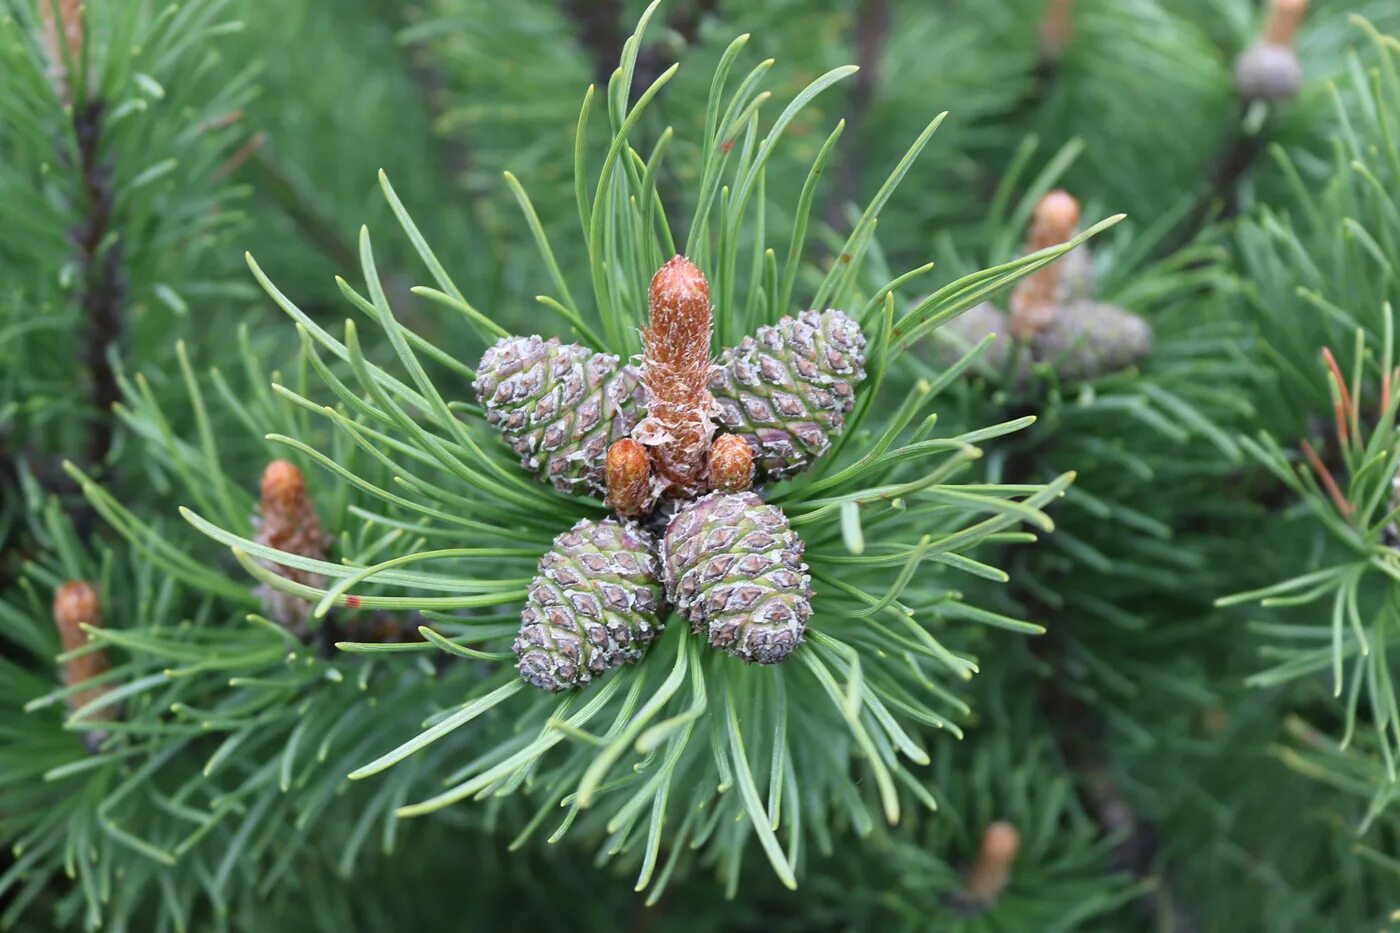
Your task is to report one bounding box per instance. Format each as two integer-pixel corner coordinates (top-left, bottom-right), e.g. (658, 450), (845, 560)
(933, 302), (1015, 373)
(1234, 43), (1303, 101)
(1057, 246), (1097, 305)
(661, 492), (812, 664)
(710, 310), (866, 481)
(475, 336), (645, 496)
(514, 518), (664, 692)
(1032, 301), (1152, 382)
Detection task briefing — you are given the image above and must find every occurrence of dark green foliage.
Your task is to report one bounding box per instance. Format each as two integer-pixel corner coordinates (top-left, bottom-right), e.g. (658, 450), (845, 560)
(5, 1), (1400, 930)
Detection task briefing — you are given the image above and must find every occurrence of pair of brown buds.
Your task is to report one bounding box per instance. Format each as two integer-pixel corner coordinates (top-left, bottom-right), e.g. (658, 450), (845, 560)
(605, 433), (753, 519)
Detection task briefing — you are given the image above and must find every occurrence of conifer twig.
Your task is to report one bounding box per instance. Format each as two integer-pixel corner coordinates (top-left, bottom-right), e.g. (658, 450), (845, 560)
(562, 0), (626, 86)
(73, 99), (124, 468)
(824, 0), (891, 230)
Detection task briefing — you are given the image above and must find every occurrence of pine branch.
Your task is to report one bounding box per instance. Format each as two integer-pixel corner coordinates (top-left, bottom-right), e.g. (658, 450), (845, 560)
(562, 0), (626, 86)
(241, 142), (359, 273)
(1157, 106), (1266, 259)
(1034, 650), (1200, 932)
(73, 99), (123, 469)
(824, 0), (891, 230)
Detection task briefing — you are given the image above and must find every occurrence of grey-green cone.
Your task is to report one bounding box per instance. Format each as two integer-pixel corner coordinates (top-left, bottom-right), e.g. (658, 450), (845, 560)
(936, 301), (1150, 383)
(933, 302), (1014, 373)
(661, 491), (812, 664)
(711, 309), (866, 481)
(514, 518), (664, 692)
(475, 335), (644, 496)
(1033, 302), (1152, 382)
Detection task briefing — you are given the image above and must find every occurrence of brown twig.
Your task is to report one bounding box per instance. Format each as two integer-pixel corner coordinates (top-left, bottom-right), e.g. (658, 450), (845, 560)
(1032, 633), (1199, 931)
(1159, 110), (1267, 258)
(824, 0), (891, 231)
(562, 0), (626, 87)
(72, 100), (124, 469)
(241, 144), (358, 273)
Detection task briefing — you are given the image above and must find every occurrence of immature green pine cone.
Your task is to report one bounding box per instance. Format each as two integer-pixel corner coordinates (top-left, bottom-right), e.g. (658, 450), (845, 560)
(514, 518), (664, 692)
(1032, 301), (1152, 382)
(475, 336), (645, 496)
(933, 302), (1014, 373)
(661, 491), (812, 664)
(710, 310), (866, 481)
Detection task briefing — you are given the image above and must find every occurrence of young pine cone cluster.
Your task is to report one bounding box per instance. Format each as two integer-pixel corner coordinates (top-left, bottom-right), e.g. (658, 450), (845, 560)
(478, 256), (868, 691)
(937, 190), (1151, 384)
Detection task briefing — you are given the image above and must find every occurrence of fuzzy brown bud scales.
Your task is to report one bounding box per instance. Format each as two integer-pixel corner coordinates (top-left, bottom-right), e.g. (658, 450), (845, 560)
(606, 438), (652, 519)
(708, 434), (754, 492)
(633, 256), (716, 499)
(52, 581), (116, 722)
(1037, 0), (1075, 61)
(711, 309), (866, 481)
(476, 335), (644, 497)
(662, 492), (812, 664)
(1011, 190), (1080, 339)
(960, 821), (1022, 907)
(515, 519), (663, 692)
(254, 460), (329, 630)
(38, 0), (83, 103)
(1265, 0), (1307, 45)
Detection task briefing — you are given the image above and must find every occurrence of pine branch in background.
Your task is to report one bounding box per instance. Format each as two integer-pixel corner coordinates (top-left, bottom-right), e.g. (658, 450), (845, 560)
(822, 0), (890, 230)
(4, 1), (1400, 929)
(0, 0), (253, 485)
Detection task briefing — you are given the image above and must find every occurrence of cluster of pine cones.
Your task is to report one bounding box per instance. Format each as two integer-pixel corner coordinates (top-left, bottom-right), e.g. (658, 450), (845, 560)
(475, 256), (867, 692)
(938, 190), (1152, 383)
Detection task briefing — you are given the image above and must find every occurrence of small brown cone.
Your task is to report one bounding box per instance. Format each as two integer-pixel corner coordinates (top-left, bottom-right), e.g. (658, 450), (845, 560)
(633, 256), (717, 499)
(958, 821), (1021, 909)
(1038, 0), (1075, 61)
(38, 0), (83, 104)
(53, 581), (118, 748)
(254, 460), (329, 632)
(1010, 190), (1080, 339)
(605, 438), (652, 519)
(1264, 0), (1307, 45)
(707, 434), (754, 493)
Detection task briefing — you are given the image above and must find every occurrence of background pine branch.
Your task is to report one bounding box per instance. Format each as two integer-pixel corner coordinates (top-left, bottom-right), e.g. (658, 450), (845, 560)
(5, 1), (1400, 930)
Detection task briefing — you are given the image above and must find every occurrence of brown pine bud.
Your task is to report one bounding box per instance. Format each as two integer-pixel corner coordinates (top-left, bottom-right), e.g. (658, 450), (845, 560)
(1264, 0), (1307, 45)
(1010, 190), (1081, 339)
(1038, 0), (1075, 62)
(52, 581), (116, 730)
(961, 821), (1021, 907)
(38, 0), (83, 104)
(254, 460), (329, 632)
(707, 434), (754, 493)
(606, 438), (652, 519)
(633, 256), (716, 499)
